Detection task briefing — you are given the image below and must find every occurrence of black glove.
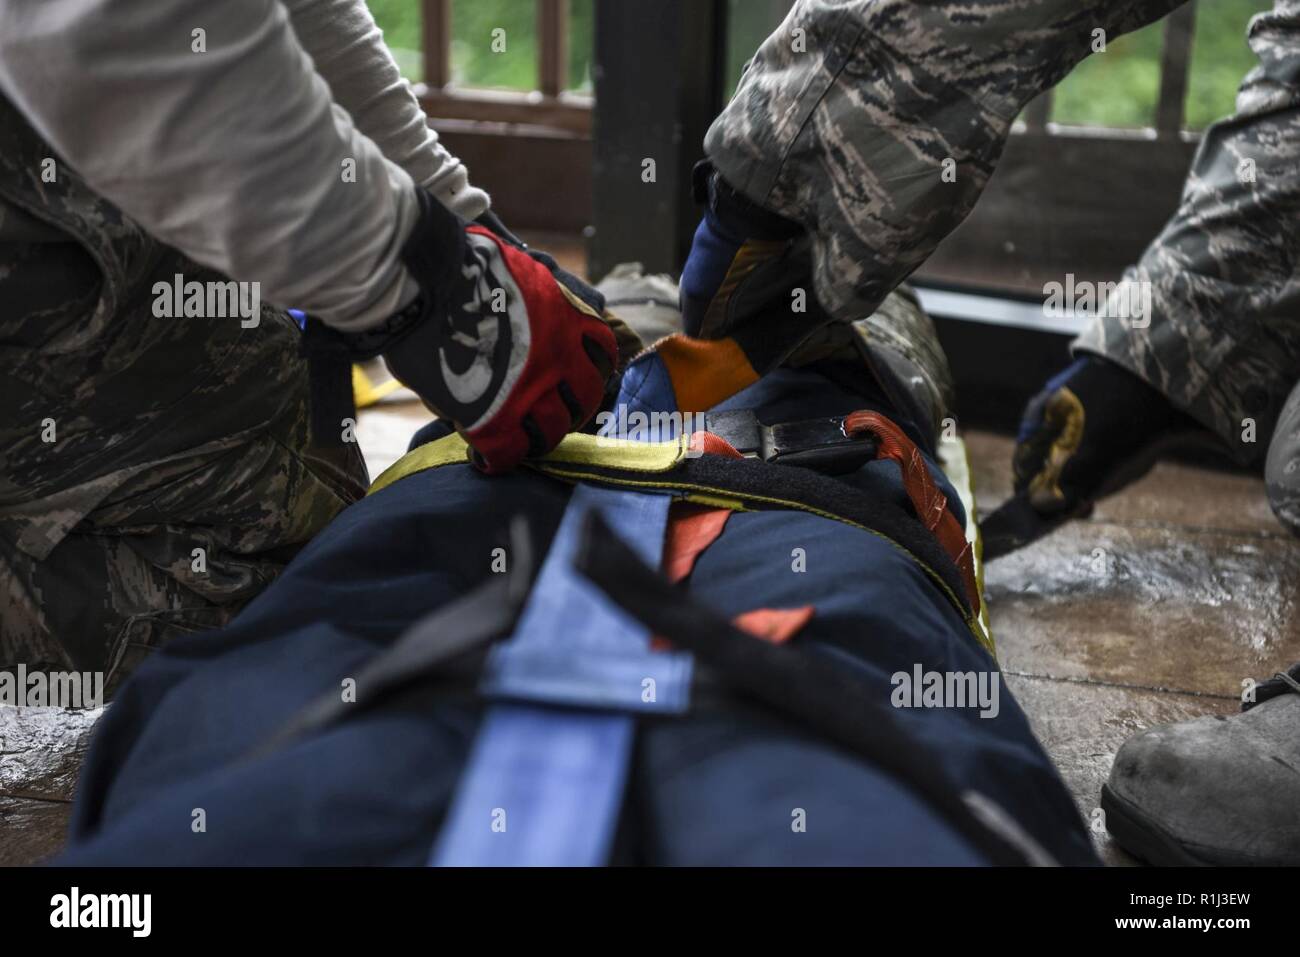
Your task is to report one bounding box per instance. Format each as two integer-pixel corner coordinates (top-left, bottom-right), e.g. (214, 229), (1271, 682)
(1013, 355), (1196, 514)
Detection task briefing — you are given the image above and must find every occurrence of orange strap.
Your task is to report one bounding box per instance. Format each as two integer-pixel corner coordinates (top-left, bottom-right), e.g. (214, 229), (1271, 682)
(659, 435), (815, 649)
(844, 411), (980, 614)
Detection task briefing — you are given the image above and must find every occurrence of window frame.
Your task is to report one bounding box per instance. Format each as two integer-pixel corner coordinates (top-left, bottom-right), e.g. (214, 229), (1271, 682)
(415, 0), (593, 135)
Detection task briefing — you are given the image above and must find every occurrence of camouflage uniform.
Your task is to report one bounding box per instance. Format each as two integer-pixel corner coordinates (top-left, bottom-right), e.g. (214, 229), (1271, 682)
(0, 97), (368, 688)
(706, 0), (1300, 460)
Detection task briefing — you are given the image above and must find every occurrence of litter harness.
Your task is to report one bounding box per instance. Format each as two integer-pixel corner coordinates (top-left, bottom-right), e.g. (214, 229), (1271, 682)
(253, 369), (1053, 866)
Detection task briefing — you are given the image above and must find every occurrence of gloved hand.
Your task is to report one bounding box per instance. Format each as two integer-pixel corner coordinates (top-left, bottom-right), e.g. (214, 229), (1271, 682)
(380, 190), (621, 473)
(623, 162), (840, 418)
(679, 163), (815, 351)
(1013, 355), (1194, 514)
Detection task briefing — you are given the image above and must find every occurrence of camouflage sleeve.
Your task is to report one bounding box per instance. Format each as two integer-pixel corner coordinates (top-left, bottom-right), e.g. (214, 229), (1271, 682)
(704, 0), (1187, 328)
(1074, 0), (1300, 462)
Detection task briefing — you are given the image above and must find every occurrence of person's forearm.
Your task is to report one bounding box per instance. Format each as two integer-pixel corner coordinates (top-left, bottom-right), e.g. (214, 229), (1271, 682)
(705, 0), (1187, 326)
(282, 0), (489, 220)
(0, 0), (418, 330)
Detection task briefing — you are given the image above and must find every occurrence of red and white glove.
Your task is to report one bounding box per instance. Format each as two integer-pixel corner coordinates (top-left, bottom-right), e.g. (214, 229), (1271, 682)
(380, 191), (619, 472)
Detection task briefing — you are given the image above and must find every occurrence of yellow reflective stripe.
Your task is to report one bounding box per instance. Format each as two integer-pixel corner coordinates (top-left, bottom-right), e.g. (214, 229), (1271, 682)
(681, 492), (749, 512)
(367, 431), (688, 497)
(368, 433), (471, 495)
(542, 432), (687, 472)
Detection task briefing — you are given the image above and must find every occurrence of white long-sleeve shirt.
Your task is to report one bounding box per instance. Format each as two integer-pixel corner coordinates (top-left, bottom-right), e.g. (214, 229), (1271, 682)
(0, 0), (487, 331)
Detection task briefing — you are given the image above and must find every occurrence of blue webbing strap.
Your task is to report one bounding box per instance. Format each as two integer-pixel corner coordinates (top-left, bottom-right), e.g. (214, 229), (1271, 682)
(432, 355), (692, 866)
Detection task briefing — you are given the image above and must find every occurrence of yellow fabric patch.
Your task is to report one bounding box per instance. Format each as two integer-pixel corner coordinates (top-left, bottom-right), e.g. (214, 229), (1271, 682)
(1027, 386), (1085, 510)
(352, 365), (404, 409)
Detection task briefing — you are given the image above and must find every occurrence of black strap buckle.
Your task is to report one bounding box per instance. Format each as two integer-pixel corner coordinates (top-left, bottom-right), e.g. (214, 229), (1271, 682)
(703, 409), (878, 475)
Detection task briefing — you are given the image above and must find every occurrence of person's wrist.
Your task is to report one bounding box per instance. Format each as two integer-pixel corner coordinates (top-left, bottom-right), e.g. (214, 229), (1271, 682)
(346, 292), (429, 358)
(708, 170), (802, 243)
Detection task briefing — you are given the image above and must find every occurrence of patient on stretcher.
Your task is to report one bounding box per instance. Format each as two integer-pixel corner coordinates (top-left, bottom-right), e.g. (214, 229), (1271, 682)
(58, 270), (1096, 867)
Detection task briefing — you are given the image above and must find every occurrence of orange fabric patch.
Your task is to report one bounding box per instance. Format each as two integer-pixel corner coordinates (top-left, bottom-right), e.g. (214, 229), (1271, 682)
(652, 606), (814, 651)
(655, 335), (758, 413)
(653, 443), (814, 651)
(662, 503), (732, 584)
(732, 606), (815, 645)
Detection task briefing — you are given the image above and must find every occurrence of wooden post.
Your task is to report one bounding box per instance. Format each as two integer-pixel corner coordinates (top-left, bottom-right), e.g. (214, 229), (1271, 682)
(539, 0), (569, 98)
(1155, 3), (1197, 139)
(422, 0), (451, 90)
(590, 0), (726, 280)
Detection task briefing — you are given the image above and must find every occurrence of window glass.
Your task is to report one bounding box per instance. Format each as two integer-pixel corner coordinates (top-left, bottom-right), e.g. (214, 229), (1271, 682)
(725, 0), (793, 97)
(568, 0), (594, 93)
(369, 0), (423, 82)
(451, 0), (539, 91)
(1185, 0), (1272, 130)
(1050, 0), (1270, 130)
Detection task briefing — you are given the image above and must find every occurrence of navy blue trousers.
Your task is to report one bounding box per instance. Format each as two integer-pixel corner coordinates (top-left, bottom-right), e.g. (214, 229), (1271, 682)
(61, 370), (1097, 866)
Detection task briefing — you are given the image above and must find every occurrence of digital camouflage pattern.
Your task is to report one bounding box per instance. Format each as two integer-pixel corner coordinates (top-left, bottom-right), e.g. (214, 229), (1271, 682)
(0, 95), (367, 688)
(706, 0), (1300, 460)
(1077, 0), (1300, 462)
(783, 282), (956, 447)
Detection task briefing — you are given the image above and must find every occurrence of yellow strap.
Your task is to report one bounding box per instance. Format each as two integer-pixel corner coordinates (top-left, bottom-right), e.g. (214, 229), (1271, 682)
(353, 365), (405, 409)
(936, 433), (995, 654)
(366, 428), (994, 657)
(368, 430), (689, 496)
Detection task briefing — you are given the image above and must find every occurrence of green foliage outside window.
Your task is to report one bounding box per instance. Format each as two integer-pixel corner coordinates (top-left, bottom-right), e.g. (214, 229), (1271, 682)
(368, 0), (1271, 129)
(367, 0), (593, 91)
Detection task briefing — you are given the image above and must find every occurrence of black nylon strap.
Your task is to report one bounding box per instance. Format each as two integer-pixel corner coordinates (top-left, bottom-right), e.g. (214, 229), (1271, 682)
(572, 511), (1038, 866)
(246, 517), (537, 760)
(537, 449), (975, 621)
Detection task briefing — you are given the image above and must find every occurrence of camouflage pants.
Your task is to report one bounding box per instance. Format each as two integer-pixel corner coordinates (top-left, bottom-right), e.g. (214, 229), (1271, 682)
(707, 0), (1300, 459)
(0, 99), (367, 688)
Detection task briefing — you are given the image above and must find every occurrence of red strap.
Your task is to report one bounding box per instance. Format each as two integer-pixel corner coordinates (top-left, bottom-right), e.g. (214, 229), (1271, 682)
(688, 430), (744, 460)
(843, 411), (980, 614)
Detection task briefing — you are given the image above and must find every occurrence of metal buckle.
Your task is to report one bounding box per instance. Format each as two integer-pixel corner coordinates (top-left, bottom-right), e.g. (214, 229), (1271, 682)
(703, 409), (878, 475)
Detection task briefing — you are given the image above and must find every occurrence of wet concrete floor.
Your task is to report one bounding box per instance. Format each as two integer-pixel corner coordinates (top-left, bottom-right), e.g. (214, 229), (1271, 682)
(969, 430), (1294, 864)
